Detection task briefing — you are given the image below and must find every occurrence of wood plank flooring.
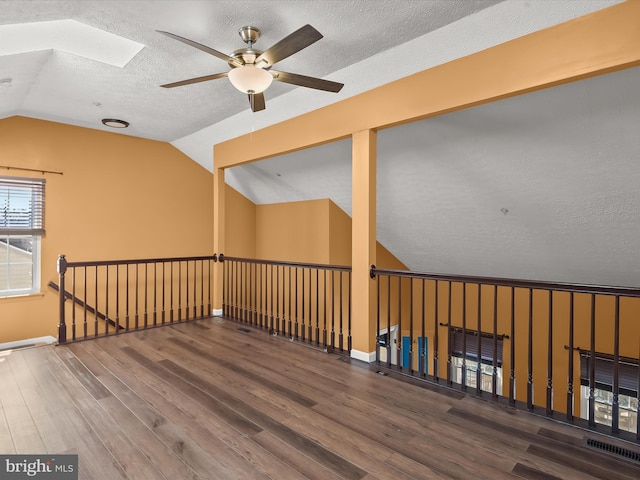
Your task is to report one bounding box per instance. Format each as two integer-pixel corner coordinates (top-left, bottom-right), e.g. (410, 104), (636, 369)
(1, 318), (639, 479)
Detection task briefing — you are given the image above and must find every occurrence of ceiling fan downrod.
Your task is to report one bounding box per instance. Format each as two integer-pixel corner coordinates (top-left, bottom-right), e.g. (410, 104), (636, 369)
(238, 26), (260, 48)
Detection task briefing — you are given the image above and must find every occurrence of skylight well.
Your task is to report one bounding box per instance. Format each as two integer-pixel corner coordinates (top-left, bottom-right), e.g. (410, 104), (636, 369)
(0, 19), (144, 67)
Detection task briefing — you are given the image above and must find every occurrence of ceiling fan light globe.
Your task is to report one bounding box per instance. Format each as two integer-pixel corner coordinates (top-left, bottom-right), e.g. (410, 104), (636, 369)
(228, 65), (273, 94)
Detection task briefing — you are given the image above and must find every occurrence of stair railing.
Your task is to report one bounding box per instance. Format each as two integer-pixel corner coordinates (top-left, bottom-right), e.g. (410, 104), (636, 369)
(56, 254), (217, 343)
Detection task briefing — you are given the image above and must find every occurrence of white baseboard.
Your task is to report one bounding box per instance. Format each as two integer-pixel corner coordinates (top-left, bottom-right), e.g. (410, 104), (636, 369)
(350, 349), (376, 363)
(0, 335), (57, 351)
(212, 308), (223, 317)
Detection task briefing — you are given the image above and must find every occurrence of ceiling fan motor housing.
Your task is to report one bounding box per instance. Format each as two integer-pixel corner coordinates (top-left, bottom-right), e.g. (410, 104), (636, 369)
(231, 26), (266, 67)
(229, 48), (264, 67)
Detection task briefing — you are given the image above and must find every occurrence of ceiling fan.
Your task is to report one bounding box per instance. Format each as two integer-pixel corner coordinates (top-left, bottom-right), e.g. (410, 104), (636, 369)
(157, 25), (344, 112)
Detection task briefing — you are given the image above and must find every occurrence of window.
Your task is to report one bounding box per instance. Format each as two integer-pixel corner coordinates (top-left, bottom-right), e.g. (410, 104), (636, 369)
(579, 352), (638, 433)
(580, 387), (638, 433)
(451, 357), (503, 395)
(0, 177), (45, 297)
(449, 328), (504, 394)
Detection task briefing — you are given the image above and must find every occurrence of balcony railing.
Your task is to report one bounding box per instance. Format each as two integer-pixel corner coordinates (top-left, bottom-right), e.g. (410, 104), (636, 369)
(53, 251), (638, 442)
(56, 254), (217, 343)
(220, 255), (352, 353)
(370, 266), (640, 441)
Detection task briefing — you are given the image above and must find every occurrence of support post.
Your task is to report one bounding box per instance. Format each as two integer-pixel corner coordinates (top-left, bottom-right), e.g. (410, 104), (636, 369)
(57, 254), (67, 344)
(351, 129), (377, 362)
(213, 167), (226, 316)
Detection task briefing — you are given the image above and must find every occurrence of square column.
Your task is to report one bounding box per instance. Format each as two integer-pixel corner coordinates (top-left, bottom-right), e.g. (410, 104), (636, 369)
(351, 129), (377, 362)
(213, 167), (225, 316)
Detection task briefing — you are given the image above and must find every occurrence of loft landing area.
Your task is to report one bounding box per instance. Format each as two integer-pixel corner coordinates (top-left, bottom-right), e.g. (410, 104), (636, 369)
(52, 253), (640, 446)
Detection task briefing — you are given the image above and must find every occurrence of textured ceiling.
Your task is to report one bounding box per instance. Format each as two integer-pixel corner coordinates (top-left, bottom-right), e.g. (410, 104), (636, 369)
(0, 0), (501, 148)
(2, 0), (637, 288)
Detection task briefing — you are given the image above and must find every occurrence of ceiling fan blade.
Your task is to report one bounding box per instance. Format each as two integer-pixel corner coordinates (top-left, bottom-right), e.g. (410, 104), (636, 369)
(270, 70), (343, 93)
(255, 24), (322, 67)
(248, 92), (266, 112)
(156, 30), (242, 66)
(160, 72), (228, 88)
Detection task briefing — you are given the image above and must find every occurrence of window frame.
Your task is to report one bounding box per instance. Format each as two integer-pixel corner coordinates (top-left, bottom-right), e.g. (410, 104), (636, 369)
(580, 385), (638, 433)
(0, 234), (41, 296)
(0, 176), (45, 297)
(451, 356), (504, 395)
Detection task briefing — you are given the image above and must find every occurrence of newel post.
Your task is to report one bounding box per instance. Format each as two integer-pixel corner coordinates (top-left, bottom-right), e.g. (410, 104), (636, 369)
(57, 254), (67, 344)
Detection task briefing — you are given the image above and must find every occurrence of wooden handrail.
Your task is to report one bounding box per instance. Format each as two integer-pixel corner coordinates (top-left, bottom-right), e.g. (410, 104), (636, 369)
(62, 254), (218, 269)
(370, 266), (640, 297)
(220, 255), (351, 272)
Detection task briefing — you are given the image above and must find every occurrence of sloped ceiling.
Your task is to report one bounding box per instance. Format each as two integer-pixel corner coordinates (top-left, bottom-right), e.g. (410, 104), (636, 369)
(0, 0), (503, 151)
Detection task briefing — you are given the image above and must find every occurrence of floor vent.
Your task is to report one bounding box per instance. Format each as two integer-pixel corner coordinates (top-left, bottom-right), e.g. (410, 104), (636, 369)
(236, 327), (251, 333)
(586, 438), (640, 464)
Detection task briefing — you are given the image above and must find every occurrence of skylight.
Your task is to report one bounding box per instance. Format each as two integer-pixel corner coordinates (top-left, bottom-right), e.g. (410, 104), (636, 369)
(0, 19), (144, 68)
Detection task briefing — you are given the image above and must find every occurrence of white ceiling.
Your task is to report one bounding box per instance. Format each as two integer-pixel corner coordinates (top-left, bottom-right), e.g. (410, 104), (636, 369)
(0, 0), (502, 156)
(3, 0), (638, 288)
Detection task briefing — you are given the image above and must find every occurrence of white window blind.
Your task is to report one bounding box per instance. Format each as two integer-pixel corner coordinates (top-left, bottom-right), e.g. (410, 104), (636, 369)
(0, 177), (46, 235)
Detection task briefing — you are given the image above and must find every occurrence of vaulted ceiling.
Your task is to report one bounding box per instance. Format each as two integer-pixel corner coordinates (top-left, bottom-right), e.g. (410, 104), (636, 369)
(1, 0), (503, 157)
(3, 0), (638, 287)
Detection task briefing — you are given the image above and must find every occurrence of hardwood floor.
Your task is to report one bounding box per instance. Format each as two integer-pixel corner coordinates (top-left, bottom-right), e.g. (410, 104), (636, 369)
(1, 318), (639, 479)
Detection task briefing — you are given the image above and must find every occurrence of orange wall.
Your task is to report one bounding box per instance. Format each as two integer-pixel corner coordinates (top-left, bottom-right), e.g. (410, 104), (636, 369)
(225, 184), (256, 258)
(0, 117), (405, 343)
(256, 199), (331, 263)
(252, 197), (407, 269)
(0, 116), (213, 343)
(328, 200), (351, 266)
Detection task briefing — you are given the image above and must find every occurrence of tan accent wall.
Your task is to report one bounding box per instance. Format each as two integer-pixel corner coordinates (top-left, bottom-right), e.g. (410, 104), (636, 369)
(252, 197), (407, 269)
(225, 184), (256, 258)
(256, 199), (331, 263)
(0, 116), (213, 343)
(0, 117), (401, 343)
(328, 201), (351, 266)
(376, 243), (406, 270)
